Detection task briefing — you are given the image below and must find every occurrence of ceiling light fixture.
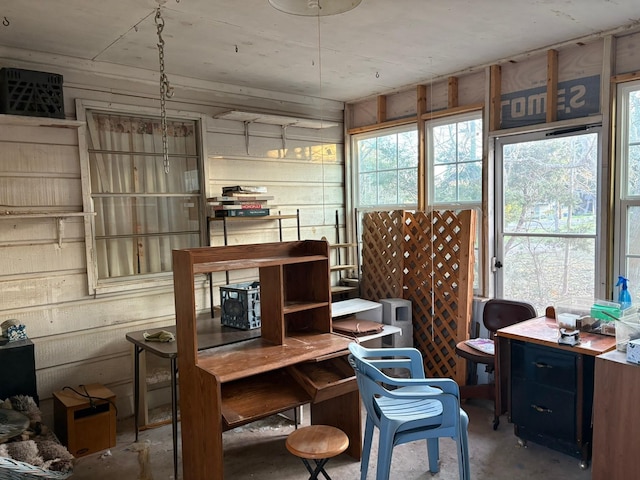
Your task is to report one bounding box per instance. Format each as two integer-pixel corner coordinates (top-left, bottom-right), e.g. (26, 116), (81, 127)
(268, 0), (362, 16)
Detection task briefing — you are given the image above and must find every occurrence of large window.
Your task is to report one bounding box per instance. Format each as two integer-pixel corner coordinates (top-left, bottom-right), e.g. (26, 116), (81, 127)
(353, 126), (418, 208)
(426, 111), (483, 290)
(616, 80), (640, 299)
(495, 127), (601, 313)
(427, 112), (482, 206)
(85, 110), (203, 290)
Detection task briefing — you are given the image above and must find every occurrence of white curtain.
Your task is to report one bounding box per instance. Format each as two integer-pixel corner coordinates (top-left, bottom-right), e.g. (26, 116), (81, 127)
(86, 112), (198, 279)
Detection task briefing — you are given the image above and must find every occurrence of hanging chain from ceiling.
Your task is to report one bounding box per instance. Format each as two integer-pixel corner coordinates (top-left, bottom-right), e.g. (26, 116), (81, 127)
(155, 7), (174, 174)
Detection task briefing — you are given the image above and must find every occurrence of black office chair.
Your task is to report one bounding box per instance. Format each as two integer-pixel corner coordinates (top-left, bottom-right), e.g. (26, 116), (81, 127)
(455, 298), (537, 429)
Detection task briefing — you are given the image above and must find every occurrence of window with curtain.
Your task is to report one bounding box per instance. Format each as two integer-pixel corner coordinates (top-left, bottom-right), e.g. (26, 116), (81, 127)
(86, 111), (202, 282)
(426, 111), (483, 291)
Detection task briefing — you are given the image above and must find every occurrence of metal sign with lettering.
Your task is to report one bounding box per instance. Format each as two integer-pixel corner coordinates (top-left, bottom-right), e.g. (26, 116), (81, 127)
(500, 74), (600, 129)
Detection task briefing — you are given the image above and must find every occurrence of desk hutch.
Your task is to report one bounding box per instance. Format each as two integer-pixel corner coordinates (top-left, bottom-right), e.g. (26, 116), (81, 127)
(173, 240), (361, 480)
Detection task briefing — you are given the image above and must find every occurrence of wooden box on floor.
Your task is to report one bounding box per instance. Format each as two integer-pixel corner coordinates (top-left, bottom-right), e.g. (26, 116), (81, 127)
(53, 383), (116, 457)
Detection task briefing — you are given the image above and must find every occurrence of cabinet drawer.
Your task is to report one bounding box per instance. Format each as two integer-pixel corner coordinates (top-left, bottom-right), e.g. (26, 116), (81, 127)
(512, 341), (576, 391)
(512, 377), (576, 442)
(287, 356), (357, 403)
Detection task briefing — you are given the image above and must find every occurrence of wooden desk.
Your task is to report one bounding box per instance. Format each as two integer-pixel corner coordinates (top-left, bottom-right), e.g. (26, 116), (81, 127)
(173, 241), (364, 479)
(496, 317), (615, 467)
(592, 349), (640, 479)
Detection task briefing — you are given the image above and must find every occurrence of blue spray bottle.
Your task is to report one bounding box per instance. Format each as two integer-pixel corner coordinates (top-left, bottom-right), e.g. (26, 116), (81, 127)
(616, 276), (632, 310)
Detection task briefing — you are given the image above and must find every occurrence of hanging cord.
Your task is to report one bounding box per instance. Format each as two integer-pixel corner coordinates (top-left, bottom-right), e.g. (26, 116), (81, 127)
(63, 385), (119, 417)
(155, 7), (174, 174)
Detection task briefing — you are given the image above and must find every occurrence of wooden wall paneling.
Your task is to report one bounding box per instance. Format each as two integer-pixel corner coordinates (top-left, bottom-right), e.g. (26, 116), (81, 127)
(350, 97), (378, 129)
(458, 70), (486, 106)
(500, 53), (548, 95)
(614, 30), (640, 75)
(547, 49), (559, 123)
(0, 273), (88, 310)
(1, 242), (86, 276)
(0, 124), (78, 145)
(0, 177), (82, 208)
(489, 64), (502, 131)
(386, 90), (418, 120)
(448, 76), (459, 108)
(558, 40), (604, 81)
(360, 211), (405, 300)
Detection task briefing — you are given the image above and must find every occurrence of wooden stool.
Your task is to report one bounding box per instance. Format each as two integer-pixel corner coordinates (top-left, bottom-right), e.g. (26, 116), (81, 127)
(286, 425), (349, 480)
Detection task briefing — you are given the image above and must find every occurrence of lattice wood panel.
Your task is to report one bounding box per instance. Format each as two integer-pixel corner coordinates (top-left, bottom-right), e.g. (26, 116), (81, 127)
(361, 209), (476, 385)
(360, 211), (405, 300)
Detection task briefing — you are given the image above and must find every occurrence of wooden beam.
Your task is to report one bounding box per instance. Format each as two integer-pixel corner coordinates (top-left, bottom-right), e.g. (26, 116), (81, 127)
(448, 76), (459, 109)
(417, 84), (427, 209)
(489, 64), (502, 132)
(546, 49), (559, 123)
(419, 103), (484, 122)
(611, 71), (640, 83)
(346, 116), (417, 135)
(377, 95), (387, 124)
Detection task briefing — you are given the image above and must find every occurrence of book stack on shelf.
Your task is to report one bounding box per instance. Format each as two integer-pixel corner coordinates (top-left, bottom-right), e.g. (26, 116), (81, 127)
(208, 186), (274, 217)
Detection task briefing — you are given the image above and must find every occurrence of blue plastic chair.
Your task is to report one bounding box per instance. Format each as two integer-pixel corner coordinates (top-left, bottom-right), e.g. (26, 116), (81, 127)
(348, 343), (471, 480)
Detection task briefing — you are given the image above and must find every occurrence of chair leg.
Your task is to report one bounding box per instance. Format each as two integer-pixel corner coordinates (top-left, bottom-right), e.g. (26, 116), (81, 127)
(376, 426), (396, 480)
(426, 438), (440, 473)
(458, 413), (471, 480)
(361, 416), (374, 480)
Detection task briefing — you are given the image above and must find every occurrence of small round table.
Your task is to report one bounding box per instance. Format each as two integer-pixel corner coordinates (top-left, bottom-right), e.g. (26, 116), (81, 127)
(285, 425), (349, 480)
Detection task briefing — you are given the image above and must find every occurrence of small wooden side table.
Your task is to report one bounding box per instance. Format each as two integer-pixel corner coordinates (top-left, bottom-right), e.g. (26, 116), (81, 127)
(53, 383), (116, 457)
(286, 425), (349, 480)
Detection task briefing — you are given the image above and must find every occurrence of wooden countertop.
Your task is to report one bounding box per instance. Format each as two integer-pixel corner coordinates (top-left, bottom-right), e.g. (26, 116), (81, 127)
(497, 316), (616, 356)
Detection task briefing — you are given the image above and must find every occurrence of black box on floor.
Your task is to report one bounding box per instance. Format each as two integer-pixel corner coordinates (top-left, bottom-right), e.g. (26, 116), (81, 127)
(0, 68), (65, 118)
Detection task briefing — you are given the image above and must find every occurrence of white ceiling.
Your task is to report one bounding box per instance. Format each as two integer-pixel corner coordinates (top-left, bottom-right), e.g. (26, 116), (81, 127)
(1, 0), (639, 103)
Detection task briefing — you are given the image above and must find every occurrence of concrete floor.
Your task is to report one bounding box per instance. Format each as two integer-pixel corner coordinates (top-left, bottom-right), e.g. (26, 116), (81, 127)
(70, 399), (592, 480)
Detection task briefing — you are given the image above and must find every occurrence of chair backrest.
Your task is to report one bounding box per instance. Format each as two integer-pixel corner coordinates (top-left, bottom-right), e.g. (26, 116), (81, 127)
(482, 298), (537, 334)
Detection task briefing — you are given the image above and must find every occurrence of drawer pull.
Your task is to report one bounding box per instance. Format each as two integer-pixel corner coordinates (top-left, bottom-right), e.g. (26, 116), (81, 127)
(531, 404), (553, 414)
(532, 361), (553, 369)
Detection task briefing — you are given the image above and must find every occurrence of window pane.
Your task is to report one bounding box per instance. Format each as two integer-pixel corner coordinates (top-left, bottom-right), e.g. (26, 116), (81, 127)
(94, 196), (200, 235)
(628, 144), (640, 196)
(503, 134), (597, 235)
(377, 134), (398, 170)
(432, 124), (456, 165)
(627, 206), (640, 255)
(359, 172), (378, 206)
(87, 111), (201, 281)
(503, 235), (596, 312)
(398, 168), (417, 204)
(629, 91), (640, 144)
(355, 126), (418, 208)
(358, 138), (377, 172)
(458, 161), (482, 202)
(398, 130), (418, 168)
(378, 171), (398, 204)
(457, 119), (483, 163)
(433, 163), (457, 203)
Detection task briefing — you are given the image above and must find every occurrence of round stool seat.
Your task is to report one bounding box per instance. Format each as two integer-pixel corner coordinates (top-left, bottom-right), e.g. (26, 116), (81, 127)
(286, 425), (349, 480)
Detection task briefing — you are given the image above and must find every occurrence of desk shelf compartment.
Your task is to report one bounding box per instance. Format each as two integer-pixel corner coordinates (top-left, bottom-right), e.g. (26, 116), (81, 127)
(221, 370), (310, 430)
(287, 356), (357, 403)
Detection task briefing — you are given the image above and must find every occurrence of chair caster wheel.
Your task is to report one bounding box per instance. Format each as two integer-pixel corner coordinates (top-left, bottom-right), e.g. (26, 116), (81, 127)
(492, 417), (499, 430)
(517, 438), (527, 448)
(579, 460), (589, 470)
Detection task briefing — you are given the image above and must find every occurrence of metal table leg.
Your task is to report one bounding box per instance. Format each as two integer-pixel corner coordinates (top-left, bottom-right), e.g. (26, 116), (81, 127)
(133, 345), (141, 442)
